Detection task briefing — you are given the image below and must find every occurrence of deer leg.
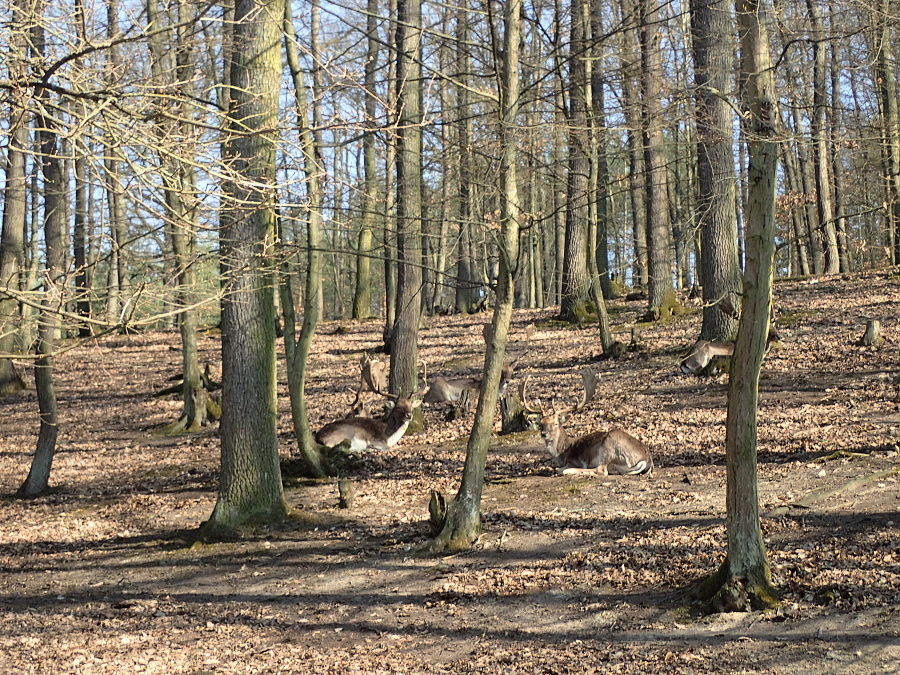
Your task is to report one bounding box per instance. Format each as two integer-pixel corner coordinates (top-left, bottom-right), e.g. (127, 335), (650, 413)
(559, 466), (607, 476)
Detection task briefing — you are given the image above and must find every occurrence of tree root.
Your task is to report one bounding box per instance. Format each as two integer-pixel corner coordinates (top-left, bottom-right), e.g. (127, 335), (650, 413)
(813, 450), (871, 463)
(681, 559), (780, 613)
(763, 466), (900, 518)
(419, 495), (482, 555)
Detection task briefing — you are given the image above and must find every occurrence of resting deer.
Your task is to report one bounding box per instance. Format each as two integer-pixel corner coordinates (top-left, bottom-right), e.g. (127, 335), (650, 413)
(423, 365), (514, 404)
(316, 395), (421, 452)
(679, 340), (735, 375)
(318, 364), (423, 452)
(523, 371), (653, 476)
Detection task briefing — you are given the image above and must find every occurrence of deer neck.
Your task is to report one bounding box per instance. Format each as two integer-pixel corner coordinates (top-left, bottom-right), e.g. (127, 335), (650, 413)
(383, 406), (413, 447)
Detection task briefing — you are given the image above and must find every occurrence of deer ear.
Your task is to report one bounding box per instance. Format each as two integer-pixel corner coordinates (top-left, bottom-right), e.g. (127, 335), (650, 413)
(412, 398), (423, 409)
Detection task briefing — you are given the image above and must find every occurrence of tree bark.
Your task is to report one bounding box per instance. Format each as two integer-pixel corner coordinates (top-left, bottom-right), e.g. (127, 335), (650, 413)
(0, 0), (29, 394)
(560, 0), (592, 324)
(806, 0), (840, 274)
(687, 0), (779, 611)
(281, 3), (329, 478)
(691, 0), (741, 341)
(390, 0), (424, 396)
(203, 0), (288, 537)
(352, 0), (381, 321)
(19, 2), (65, 497)
(639, 0), (675, 313)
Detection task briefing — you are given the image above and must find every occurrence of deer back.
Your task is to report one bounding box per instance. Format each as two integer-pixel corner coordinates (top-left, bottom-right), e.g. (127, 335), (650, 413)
(549, 427), (653, 476)
(423, 376), (480, 403)
(680, 340), (735, 375)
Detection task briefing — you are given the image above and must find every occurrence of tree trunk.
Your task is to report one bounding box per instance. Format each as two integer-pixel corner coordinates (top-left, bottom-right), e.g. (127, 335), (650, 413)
(687, 0), (779, 611)
(639, 0), (675, 313)
(281, 3), (329, 478)
(390, 0), (424, 396)
(353, 2), (379, 321)
(18, 3), (65, 497)
(0, 0), (29, 394)
(875, 0), (900, 265)
(806, 0), (840, 274)
(202, 0), (288, 538)
(621, 0), (648, 289)
(453, 4), (481, 314)
(560, 0), (592, 324)
(691, 0), (741, 341)
(427, 0), (522, 553)
(147, 0), (210, 433)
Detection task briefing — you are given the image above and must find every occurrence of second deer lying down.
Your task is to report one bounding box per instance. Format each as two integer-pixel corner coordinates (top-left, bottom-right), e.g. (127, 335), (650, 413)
(524, 371), (653, 476)
(423, 365), (514, 404)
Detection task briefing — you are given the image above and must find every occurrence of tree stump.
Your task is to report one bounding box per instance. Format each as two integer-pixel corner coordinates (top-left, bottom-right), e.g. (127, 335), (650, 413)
(499, 388), (536, 434)
(858, 320), (885, 347)
(337, 479), (356, 509)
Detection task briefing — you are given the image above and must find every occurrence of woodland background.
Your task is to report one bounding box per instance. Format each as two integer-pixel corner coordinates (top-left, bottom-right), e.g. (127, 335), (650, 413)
(1, 0), (899, 669)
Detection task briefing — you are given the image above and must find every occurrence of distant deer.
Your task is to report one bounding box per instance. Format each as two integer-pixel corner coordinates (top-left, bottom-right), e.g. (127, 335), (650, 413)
(348, 354), (389, 410)
(679, 340), (735, 375)
(424, 324), (533, 405)
(423, 365), (514, 404)
(523, 371), (653, 476)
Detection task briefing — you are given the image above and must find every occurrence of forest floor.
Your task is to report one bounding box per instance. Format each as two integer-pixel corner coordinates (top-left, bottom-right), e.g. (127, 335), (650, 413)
(1, 272), (900, 674)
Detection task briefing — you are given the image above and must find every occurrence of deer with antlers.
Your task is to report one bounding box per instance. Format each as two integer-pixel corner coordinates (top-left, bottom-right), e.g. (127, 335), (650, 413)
(317, 362), (423, 453)
(523, 371), (653, 476)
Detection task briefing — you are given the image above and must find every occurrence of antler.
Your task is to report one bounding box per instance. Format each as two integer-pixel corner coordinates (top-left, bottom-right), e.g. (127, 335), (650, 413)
(559, 369), (599, 416)
(520, 374), (545, 415)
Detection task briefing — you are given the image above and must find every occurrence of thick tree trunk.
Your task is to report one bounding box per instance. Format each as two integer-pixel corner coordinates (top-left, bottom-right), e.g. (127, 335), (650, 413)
(691, 0), (741, 341)
(203, 0), (288, 538)
(560, 0), (592, 324)
(390, 0), (424, 396)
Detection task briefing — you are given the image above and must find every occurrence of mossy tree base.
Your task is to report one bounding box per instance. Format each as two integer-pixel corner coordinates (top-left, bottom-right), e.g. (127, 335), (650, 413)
(682, 558), (780, 614)
(421, 491), (482, 554)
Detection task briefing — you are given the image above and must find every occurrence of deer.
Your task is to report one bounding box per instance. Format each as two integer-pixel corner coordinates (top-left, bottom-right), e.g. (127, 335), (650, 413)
(423, 364), (515, 404)
(318, 363), (423, 452)
(522, 371), (653, 476)
(425, 324), (535, 405)
(347, 354), (389, 411)
(679, 340), (735, 375)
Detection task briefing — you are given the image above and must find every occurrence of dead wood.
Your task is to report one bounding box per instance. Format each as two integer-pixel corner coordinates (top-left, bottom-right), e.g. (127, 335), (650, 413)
(763, 466), (900, 518)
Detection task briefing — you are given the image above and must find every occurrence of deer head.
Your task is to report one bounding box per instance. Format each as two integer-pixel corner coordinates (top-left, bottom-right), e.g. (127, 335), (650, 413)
(522, 370), (599, 456)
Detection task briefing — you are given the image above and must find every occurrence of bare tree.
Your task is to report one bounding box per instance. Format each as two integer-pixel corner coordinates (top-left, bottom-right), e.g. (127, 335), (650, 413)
(389, 0), (424, 396)
(427, 0), (522, 552)
(639, 0), (675, 315)
(691, 0), (741, 341)
(202, 0), (288, 537)
(687, 0), (780, 611)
